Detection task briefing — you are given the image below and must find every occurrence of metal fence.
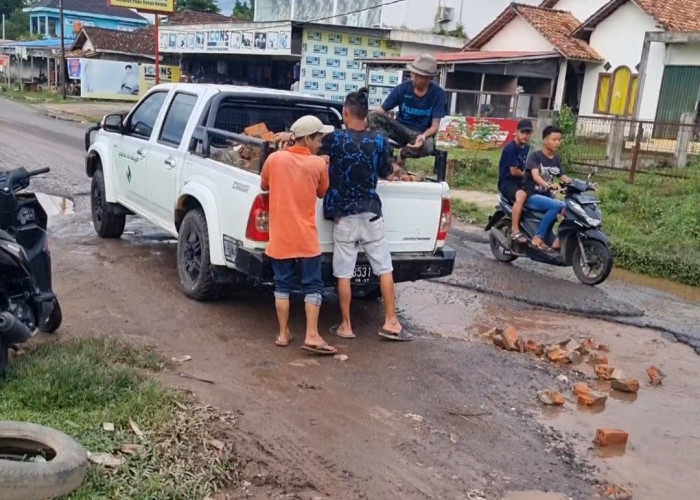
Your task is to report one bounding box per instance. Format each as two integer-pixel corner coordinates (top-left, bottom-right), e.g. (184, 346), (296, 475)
(569, 113), (699, 180)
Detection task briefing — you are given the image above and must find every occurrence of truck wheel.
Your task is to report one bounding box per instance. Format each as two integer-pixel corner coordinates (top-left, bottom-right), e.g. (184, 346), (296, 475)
(489, 218), (518, 263)
(91, 169), (126, 238)
(177, 208), (224, 301)
(0, 421), (88, 500)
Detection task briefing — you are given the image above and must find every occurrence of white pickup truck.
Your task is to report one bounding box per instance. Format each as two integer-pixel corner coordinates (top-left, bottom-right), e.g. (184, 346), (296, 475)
(85, 83), (455, 300)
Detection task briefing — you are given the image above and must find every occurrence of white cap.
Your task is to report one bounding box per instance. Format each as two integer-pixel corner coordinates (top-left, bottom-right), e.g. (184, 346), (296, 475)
(290, 115), (334, 138)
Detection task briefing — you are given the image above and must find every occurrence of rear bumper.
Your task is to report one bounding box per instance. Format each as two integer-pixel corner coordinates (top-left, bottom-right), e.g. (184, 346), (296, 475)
(231, 246), (456, 287)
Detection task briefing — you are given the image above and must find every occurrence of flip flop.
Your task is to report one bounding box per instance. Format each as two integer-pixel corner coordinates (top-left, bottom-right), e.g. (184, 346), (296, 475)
(275, 336), (294, 347)
(530, 240), (554, 252)
(301, 343), (338, 355)
(330, 325), (356, 339)
(378, 328), (414, 341)
(510, 232), (528, 244)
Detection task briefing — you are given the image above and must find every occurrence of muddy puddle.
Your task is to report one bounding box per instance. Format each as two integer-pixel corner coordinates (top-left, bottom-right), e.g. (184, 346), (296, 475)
(610, 267), (700, 303)
(481, 309), (700, 500)
(36, 192), (74, 224)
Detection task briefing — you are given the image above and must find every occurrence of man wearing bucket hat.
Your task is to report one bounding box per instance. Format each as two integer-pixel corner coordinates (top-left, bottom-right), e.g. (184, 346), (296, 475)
(369, 53), (447, 167)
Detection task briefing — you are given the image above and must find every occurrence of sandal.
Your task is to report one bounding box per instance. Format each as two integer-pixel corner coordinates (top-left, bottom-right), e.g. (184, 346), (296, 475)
(301, 343), (337, 355)
(378, 328), (414, 342)
(275, 336), (294, 347)
(530, 239), (553, 252)
(510, 232), (527, 245)
(330, 325), (356, 339)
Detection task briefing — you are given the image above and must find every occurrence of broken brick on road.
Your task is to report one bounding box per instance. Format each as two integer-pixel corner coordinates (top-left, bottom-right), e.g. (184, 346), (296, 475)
(611, 379), (640, 394)
(595, 428), (629, 447)
(647, 366), (666, 385)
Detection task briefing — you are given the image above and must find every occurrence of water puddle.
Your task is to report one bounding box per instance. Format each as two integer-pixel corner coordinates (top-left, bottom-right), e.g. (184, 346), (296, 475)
(482, 309), (700, 500)
(610, 267), (700, 303)
(35, 192), (74, 223)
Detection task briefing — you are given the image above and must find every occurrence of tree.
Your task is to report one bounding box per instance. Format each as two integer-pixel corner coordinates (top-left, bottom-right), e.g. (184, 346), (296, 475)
(175, 0), (220, 13)
(4, 8), (32, 40)
(233, 0), (253, 20)
(0, 0), (22, 17)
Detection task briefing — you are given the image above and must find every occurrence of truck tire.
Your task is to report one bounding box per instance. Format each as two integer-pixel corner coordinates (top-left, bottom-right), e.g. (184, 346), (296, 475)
(91, 168), (126, 238)
(0, 421), (88, 500)
(177, 208), (225, 301)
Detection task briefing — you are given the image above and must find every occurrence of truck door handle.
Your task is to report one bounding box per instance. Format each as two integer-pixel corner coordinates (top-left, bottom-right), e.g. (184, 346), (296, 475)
(164, 157), (176, 169)
(136, 148), (146, 158)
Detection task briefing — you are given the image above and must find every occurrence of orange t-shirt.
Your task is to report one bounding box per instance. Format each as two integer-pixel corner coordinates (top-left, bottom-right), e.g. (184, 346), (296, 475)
(260, 146), (329, 259)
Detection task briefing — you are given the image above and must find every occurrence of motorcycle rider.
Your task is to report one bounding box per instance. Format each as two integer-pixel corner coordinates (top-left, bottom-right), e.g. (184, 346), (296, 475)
(497, 119), (533, 245)
(523, 125), (572, 251)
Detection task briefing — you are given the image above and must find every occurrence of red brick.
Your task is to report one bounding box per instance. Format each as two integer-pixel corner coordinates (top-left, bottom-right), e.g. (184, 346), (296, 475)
(573, 383), (592, 397)
(594, 364), (615, 380)
(502, 325), (519, 351)
(547, 347), (571, 364)
(539, 390), (566, 406)
(611, 378), (640, 393)
(578, 391), (607, 407)
(588, 352), (609, 365)
(647, 366), (666, 386)
(595, 428), (629, 447)
(524, 340), (545, 356)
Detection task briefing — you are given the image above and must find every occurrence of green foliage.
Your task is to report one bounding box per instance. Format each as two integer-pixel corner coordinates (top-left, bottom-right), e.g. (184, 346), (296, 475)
(599, 173), (700, 285)
(233, 0), (253, 20)
(556, 104), (581, 169)
(0, 0), (22, 17)
(0, 337), (238, 499)
(3, 8), (32, 40)
(175, 0), (220, 13)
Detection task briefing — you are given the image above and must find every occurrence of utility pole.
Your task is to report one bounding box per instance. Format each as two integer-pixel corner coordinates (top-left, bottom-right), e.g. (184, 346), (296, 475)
(59, 0), (66, 99)
(2, 14), (6, 40)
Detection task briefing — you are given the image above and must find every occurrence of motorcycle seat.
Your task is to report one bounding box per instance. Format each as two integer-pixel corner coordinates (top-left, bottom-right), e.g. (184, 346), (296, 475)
(0, 229), (15, 242)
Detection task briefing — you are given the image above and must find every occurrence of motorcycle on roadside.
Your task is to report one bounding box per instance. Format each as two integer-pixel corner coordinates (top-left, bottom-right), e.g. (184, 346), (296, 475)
(0, 167), (62, 376)
(485, 169), (613, 286)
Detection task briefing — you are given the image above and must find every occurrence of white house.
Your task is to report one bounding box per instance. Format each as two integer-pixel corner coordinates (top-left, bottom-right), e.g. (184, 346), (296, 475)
(466, 0), (700, 125)
(574, 0), (700, 124)
(465, 0), (609, 111)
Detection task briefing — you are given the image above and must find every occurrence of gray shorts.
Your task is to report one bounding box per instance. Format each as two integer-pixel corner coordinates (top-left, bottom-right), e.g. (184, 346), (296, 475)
(333, 213), (393, 279)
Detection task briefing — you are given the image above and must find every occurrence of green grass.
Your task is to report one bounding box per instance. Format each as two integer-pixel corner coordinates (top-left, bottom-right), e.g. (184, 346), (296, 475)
(451, 199), (492, 225)
(0, 87), (64, 103)
(408, 147), (500, 192)
(0, 337), (239, 499)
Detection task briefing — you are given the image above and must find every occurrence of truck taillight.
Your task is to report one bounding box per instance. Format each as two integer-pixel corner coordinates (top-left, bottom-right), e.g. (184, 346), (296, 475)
(437, 197), (452, 241)
(246, 193), (269, 242)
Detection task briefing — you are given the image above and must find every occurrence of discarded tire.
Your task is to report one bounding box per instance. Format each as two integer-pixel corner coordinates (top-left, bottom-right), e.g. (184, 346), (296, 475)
(0, 421), (88, 500)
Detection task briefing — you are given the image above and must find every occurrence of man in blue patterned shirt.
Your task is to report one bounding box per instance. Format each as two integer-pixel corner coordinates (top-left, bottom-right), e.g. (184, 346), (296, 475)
(321, 88), (413, 342)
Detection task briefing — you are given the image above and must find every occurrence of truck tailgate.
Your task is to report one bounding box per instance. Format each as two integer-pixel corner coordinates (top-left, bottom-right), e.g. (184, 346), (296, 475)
(317, 181), (448, 254)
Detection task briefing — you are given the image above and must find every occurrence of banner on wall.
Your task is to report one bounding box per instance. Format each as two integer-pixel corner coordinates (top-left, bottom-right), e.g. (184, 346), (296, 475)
(109, 0), (175, 14)
(159, 22), (293, 55)
(299, 29), (402, 104)
(67, 58), (81, 79)
(0, 55), (9, 72)
(79, 59), (180, 101)
(437, 116), (521, 149)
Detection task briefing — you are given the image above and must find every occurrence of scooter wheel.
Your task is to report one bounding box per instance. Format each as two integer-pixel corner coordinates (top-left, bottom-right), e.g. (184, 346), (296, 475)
(489, 218), (518, 263)
(572, 239), (613, 286)
(39, 299), (62, 334)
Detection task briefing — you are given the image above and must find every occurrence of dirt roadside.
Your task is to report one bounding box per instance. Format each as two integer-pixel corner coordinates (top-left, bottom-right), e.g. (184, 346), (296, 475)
(44, 208), (700, 500)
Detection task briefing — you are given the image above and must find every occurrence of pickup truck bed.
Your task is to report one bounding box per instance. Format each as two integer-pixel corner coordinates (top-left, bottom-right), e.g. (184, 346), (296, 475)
(85, 83), (454, 300)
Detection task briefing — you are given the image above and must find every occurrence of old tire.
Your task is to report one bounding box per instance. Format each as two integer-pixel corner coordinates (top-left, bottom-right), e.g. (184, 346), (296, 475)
(177, 208), (223, 301)
(572, 239), (613, 286)
(91, 169), (125, 238)
(0, 421), (88, 500)
(489, 218), (518, 263)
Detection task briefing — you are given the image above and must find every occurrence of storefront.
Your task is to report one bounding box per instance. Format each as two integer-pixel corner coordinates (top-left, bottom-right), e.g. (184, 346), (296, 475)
(158, 21), (301, 90)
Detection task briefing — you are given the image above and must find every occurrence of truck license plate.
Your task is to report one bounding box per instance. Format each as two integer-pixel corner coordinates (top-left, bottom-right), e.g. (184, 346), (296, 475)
(352, 265), (373, 284)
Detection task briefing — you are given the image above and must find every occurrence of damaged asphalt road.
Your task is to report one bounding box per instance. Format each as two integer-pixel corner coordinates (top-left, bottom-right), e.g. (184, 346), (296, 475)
(2, 99), (700, 499)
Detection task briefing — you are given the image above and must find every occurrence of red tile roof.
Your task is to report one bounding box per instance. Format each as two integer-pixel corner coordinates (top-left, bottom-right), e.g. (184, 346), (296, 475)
(162, 9), (237, 25)
(514, 4), (603, 61)
(465, 2), (602, 62)
(70, 26), (155, 57)
(361, 50), (560, 65)
(572, 0), (700, 35)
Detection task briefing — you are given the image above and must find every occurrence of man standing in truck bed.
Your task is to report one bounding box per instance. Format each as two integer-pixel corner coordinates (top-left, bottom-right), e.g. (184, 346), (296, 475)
(369, 53), (447, 168)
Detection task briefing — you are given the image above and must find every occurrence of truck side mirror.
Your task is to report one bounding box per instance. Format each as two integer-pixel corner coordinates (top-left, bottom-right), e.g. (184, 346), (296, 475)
(102, 113), (124, 133)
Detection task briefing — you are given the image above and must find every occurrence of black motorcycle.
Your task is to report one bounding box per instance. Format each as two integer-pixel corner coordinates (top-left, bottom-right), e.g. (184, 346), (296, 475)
(0, 167), (62, 376)
(485, 171), (613, 286)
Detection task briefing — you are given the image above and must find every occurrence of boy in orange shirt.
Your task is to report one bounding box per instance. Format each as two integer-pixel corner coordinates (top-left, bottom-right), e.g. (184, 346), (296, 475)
(260, 116), (337, 355)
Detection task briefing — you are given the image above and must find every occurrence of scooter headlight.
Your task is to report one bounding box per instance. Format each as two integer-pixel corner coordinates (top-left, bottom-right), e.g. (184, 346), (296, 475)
(568, 200), (601, 227)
